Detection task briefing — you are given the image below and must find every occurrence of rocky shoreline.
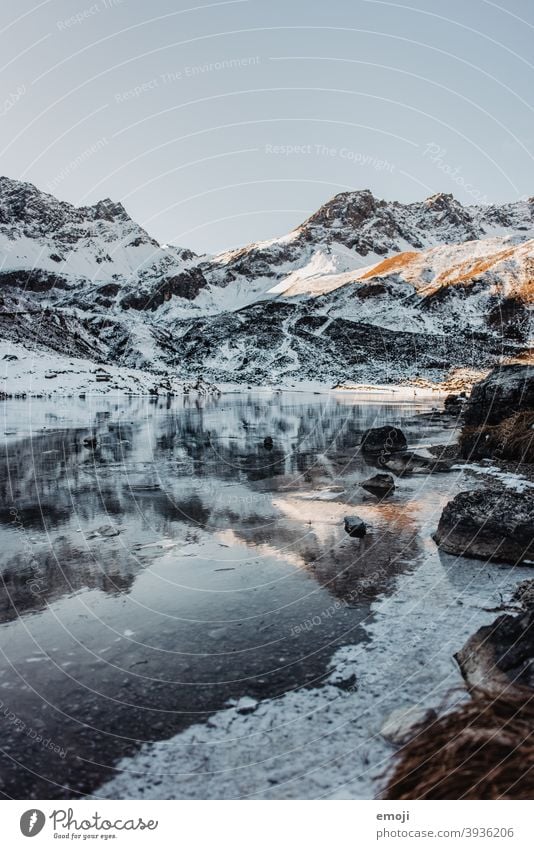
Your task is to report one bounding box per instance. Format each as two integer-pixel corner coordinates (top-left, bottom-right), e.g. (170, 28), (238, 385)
(380, 363), (534, 798)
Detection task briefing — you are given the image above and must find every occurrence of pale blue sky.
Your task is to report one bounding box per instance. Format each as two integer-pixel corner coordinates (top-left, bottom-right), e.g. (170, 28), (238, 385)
(1, 0), (533, 252)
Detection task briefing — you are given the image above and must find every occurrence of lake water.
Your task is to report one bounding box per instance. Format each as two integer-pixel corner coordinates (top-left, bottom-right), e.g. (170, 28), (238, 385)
(0, 391), (457, 798)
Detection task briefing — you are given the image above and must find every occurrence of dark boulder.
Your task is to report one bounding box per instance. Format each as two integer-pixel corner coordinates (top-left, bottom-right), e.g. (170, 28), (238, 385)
(443, 393), (466, 415)
(344, 515), (367, 538)
(360, 425), (407, 455)
(460, 364), (534, 461)
(433, 489), (534, 565)
(382, 451), (453, 476)
(513, 579), (534, 610)
(455, 609), (534, 695)
(463, 364), (534, 428)
(360, 473), (395, 498)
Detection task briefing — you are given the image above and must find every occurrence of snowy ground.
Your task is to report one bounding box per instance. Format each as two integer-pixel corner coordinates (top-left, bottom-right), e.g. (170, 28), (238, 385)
(95, 472), (532, 800)
(1, 339), (455, 399)
(0, 340), (180, 397)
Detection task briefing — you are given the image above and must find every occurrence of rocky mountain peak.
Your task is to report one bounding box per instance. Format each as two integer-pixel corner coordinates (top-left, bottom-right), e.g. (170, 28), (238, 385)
(424, 192), (458, 211)
(425, 191), (454, 203)
(0, 174), (532, 386)
(0, 176), (138, 233)
(0, 175), (161, 256)
(303, 189), (379, 229)
(87, 198), (130, 223)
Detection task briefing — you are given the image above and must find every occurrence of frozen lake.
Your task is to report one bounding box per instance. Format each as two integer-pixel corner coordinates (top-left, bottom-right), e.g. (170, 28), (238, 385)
(0, 391), (528, 799)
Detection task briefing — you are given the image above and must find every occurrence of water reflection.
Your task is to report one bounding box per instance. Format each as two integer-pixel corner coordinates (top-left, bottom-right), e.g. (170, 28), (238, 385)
(0, 392), (449, 798)
(1, 394), (437, 615)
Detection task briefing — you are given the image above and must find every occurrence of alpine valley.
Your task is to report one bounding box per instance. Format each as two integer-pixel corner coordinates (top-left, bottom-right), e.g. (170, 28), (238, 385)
(1, 175), (533, 394)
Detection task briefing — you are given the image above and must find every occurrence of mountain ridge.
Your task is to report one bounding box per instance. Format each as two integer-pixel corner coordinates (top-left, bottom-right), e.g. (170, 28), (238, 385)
(0, 176), (532, 389)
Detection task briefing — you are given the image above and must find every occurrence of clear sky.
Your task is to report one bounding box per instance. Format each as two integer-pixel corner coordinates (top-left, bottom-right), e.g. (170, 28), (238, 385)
(1, 0), (533, 253)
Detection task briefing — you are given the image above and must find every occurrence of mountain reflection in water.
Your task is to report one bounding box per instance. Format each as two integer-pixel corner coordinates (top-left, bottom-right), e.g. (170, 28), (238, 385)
(0, 391), (452, 798)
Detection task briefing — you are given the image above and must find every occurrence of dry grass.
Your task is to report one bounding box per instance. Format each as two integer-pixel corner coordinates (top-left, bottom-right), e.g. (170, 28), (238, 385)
(383, 687), (534, 800)
(460, 411), (534, 463)
(432, 247), (515, 288)
(357, 241), (534, 302)
(507, 349), (534, 365)
(358, 251), (420, 279)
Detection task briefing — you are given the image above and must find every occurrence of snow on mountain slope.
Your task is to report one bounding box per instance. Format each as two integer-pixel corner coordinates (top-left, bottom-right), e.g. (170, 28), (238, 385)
(275, 236), (534, 310)
(172, 190), (534, 314)
(267, 244), (375, 296)
(2, 177), (533, 313)
(0, 339), (184, 397)
(356, 236), (534, 299)
(1, 176), (533, 390)
(0, 176), (204, 311)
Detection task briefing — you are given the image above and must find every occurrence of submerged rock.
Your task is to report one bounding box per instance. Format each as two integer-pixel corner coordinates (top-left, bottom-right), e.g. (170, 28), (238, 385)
(455, 609), (534, 695)
(380, 705), (437, 746)
(360, 426), (407, 455)
(344, 515), (367, 538)
(433, 489), (534, 565)
(360, 473), (395, 498)
(382, 451), (453, 476)
(96, 524), (121, 538)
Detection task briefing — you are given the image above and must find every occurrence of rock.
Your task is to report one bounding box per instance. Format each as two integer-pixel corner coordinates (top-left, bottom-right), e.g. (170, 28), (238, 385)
(380, 705), (437, 746)
(382, 451), (453, 476)
(128, 479), (160, 491)
(263, 436), (274, 450)
(360, 426), (407, 455)
(463, 364), (534, 428)
(382, 689), (534, 799)
(455, 609), (534, 695)
(344, 515), (367, 538)
(96, 524), (121, 538)
(460, 365), (534, 462)
(234, 696), (258, 715)
(433, 489), (534, 564)
(444, 393), (466, 414)
(360, 472), (395, 498)
(329, 671), (357, 692)
(512, 579), (534, 610)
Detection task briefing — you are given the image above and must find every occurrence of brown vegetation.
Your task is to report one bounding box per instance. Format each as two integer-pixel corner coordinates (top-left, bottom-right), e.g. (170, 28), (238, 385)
(358, 251), (420, 279)
(383, 687), (534, 799)
(459, 411), (534, 463)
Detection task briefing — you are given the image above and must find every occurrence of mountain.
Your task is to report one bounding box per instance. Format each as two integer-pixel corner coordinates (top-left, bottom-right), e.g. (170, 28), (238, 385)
(0, 176), (204, 309)
(0, 177), (532, 390)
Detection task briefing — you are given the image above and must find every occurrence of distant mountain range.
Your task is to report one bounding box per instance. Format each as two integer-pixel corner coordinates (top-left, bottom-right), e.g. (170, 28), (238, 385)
(1, 175), (532, 387)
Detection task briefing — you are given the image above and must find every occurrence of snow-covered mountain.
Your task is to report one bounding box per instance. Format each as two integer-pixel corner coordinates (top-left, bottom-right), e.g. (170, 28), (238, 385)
(1, 176), (532, 389)
(0, 176), (203, 310)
